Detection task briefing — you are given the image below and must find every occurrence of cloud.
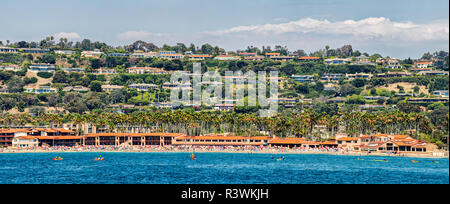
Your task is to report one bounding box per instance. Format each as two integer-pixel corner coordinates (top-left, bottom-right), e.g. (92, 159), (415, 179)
(113, 17), (448, 58)
(53, 32), (81, 40)
(210, 17), (449, 42)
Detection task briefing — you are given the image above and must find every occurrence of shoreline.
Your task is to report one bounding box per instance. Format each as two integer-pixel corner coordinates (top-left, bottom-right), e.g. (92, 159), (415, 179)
(1, 149), (448, 159)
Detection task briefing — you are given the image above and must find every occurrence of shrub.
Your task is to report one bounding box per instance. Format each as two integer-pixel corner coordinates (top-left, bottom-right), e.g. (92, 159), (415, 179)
(24, 77), (38, 84)
(37, 72), (53, 78)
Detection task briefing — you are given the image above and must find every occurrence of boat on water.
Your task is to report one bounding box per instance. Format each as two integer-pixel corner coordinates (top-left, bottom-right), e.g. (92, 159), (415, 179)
(94, 156), (104, 161)
(276, 156), (286, 161)
(52, 157), (63, 161)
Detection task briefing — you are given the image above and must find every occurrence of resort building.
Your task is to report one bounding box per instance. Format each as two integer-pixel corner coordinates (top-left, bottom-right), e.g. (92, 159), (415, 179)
(268, 137), (338, 149)
(29, 64), (56, 72)
(25, 86), (57, 94)
(0, 47), (19, 53)
(269, 56), (295, 61)
(291, 75), (315, 83)
(407, 97), (449, 103)
(268, 137), (306, 148)
(2, 128), (76, 148)
(162, 82), (192, 90)
(84, 133), (184, 146)
(61, 67), (85, 73)
(321, 73), (344, 82)
(417, 70), (449, 76)
(131, 51), (158, 58)
(3, 128), (268, 148)
(298, 56), (320, 61)
(107, 53), (130, 57)
(410, 68), (432, 72)
(336, 137), (360, 151)
(63, 86), (90, 92)
(354, 55), (370, 62)
(12, 136), (39, 148)
(359, 134), (438, 154)
(414, 61), (433, 68)
(346, 73), (372, 80)
(431, 90), (449, 98)
(81, 49), (103, 57)
(92, 68), (116, 74)
(385, 58), (403, 69)
(21, 48), (49, 54)
(265, 53), (280, 57)
(351, 56), (375, 65)
(244, 56), (265, 61)
(159, 51), (177, 55)
(159, 53), (185, 60)
(0, 65), (23, 72)
(0, 129), (35, 147)
(101, 85), (125, 92)
(0, 46), (18, 53)
(188, 54), (212, 60)
(363, 96), (389, 101)
(376, 72), (411, 78)
(173, 135), (273, 146)
(128, 67), (168, 74)
(54, 50), (75, 55)
(0, 127), (443, 155)
(214, 55), (239, 60)
(213, 104), (235, 111)
(128, 83), (159, 91)
(324, 58), (350, 65)
(375, 58), (385, 65)
(13, 135), (84, 147)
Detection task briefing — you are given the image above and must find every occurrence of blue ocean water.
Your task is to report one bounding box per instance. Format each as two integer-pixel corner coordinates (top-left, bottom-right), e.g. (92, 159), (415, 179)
(0, 152), (447, 184)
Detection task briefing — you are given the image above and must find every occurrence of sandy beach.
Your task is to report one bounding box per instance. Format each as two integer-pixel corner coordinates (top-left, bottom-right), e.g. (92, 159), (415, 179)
(1, 146), (448, 158)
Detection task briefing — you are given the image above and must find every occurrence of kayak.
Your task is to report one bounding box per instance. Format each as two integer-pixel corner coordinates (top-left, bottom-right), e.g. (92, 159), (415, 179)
(372, 159), (387, 162)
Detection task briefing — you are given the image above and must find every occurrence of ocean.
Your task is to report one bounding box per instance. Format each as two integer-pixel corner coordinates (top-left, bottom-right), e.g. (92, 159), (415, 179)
(0, 152), (448, 184)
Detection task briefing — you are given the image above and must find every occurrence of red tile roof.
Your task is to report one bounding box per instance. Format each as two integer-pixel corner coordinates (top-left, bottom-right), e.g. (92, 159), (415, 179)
(269, 138), (306, 144)
(337, 137), (359, 141)
(84, 133), (184, 137)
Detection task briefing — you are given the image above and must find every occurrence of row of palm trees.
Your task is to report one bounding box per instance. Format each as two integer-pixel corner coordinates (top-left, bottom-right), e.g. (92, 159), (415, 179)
(1, 110), (447, 143)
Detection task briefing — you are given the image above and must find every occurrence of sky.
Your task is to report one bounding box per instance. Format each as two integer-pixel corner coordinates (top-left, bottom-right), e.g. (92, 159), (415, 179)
(1, 0), (449, 58)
